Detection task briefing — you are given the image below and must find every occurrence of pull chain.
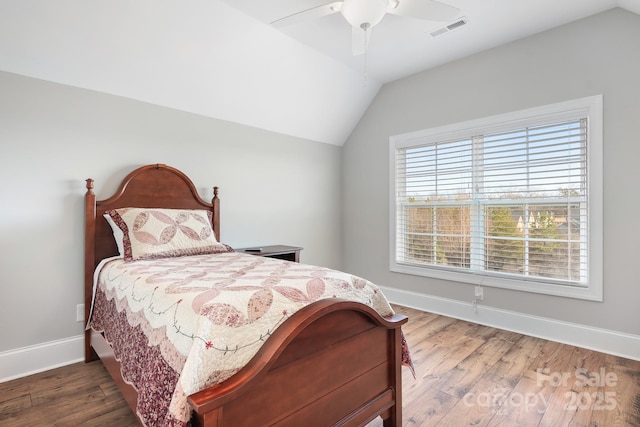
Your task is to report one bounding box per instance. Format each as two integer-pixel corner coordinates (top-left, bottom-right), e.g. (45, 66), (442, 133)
(361, 23), (370, 87)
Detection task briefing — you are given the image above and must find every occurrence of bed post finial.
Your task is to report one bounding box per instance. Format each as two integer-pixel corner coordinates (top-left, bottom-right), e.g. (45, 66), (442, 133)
(213, 186), (219, 199)
(86, 178), (94, 193)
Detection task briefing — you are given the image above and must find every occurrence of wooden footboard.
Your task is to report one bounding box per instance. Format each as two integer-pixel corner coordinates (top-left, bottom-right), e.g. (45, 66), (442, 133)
(188, 299), (407, 427)
(88, 299), (407, 427)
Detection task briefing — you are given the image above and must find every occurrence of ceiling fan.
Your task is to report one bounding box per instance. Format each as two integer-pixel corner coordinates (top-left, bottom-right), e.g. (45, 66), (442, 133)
(271, 0), (461, 56)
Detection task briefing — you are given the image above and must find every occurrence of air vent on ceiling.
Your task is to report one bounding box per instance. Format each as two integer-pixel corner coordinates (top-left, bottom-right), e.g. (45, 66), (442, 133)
(430, 17), (468, 38)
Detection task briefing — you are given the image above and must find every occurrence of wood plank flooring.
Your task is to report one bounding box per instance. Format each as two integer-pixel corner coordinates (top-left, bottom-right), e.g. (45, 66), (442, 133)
(1, 305), (638, 426)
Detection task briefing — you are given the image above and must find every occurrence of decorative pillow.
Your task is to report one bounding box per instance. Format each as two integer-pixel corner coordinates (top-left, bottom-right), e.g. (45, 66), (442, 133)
(105, 208), (227, 261)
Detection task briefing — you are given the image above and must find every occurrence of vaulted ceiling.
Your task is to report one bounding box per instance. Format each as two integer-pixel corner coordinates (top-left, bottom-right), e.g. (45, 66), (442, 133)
(0, 1), (637, 146)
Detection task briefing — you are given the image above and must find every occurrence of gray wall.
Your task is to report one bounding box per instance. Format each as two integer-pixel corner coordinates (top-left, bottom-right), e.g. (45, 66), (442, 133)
(0, 71), (343, 352)
(343, 8), (640, 335)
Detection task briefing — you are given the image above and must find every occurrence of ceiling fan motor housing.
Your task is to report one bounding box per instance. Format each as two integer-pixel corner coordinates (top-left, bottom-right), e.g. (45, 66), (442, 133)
(341, 0), (389, 30)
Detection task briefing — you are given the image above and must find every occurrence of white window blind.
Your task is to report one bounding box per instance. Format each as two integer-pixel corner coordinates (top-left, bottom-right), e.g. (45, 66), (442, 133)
(390, 96), (603, 300)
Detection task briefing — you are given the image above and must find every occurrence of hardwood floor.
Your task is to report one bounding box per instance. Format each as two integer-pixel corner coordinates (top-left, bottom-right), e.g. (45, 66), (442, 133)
(1, 305), (638, 426)
(0, 358), (139, 426)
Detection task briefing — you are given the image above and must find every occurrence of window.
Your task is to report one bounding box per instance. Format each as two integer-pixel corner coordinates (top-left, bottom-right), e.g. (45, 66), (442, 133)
(390, 96), (603, 300)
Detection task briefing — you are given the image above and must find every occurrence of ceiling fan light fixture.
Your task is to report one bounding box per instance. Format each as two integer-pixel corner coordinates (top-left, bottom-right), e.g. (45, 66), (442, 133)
(341, 0), (388, 30)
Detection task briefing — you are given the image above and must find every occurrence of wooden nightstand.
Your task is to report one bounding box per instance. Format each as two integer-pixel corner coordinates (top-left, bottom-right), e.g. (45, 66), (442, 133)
(235, 245), (303, 263)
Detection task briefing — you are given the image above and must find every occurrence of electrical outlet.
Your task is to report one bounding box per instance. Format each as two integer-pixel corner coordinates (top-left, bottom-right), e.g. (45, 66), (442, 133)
(76, 304), (85, 322)
(474, 286), (484, 300)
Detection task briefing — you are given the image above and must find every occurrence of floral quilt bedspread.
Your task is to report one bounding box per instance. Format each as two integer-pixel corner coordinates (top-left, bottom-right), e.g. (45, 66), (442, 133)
(89, 251), (411, 426)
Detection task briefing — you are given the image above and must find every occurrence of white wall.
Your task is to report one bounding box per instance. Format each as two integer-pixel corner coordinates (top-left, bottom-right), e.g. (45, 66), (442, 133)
(343, 9), (640, 348)
(0, 70), (343, 363)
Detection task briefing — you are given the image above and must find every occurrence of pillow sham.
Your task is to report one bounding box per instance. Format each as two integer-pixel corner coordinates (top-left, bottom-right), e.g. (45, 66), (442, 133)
(105, 208), (227, 261)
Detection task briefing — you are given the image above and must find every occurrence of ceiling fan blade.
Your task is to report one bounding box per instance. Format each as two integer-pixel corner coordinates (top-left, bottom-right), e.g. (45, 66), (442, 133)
(271, 1), (343, 27)
(388, 0), (460, 22)
(351, 26), (371, 56)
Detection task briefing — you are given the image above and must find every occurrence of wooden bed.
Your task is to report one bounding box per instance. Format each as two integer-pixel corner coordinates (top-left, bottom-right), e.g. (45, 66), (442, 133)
(84, 163), (408, 427)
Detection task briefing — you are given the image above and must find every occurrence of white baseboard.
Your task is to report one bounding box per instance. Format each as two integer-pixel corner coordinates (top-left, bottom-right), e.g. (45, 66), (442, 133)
(381, 286), (640, 361)
(0, 335), (84, 383)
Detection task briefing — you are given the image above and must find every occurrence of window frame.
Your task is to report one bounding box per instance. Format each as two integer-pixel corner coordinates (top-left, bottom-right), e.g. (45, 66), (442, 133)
(389, 95), (603, 301)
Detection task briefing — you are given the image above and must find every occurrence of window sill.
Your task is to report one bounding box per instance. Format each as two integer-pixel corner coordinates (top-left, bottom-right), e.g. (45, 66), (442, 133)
(390, 262), (603, 301)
